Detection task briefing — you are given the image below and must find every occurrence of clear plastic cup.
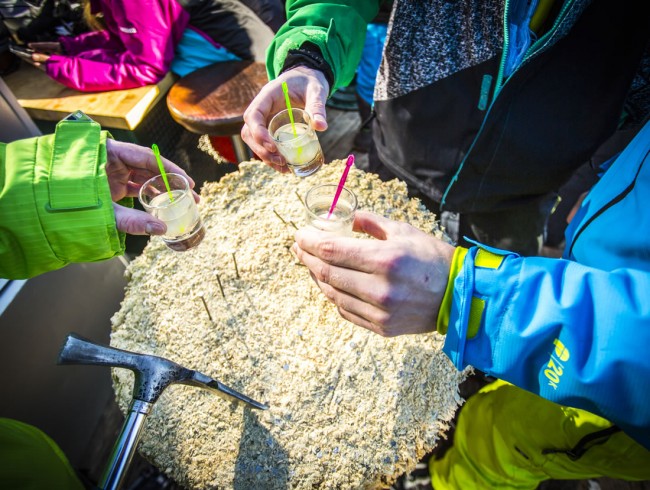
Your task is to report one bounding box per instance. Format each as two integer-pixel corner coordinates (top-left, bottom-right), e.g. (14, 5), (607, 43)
(304, 184), (357, 236)
(269, 108), (324, 177)
(138, 173), (205, 251)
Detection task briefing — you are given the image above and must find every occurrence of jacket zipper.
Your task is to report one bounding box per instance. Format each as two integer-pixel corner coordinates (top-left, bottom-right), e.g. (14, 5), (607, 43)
(441, 0), (578, 209)
(492, 0), (511, 99)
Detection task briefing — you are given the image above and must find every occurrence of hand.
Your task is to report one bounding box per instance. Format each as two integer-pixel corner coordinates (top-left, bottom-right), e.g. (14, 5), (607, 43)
(292, 211), (456, 337)
(27, 42), (61, 67)
(241, 66), (330, 173)
(105, 139), (198, 235)
(27, 42), (62, 55)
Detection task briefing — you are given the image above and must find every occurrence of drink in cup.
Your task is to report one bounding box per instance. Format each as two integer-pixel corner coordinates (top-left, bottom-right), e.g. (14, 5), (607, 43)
(269, 108), (324, 177)
(138, 173), (205, 251)
(304, 184), (357, 236)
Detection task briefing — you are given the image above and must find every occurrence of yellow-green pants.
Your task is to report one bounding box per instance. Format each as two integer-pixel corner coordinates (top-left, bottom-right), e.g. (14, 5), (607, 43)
(0, 418), (83, 490)
(431, 380), (650, 489)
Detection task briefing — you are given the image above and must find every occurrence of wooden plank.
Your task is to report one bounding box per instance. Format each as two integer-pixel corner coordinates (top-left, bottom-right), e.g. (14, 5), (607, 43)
(3, 64), (176, 130)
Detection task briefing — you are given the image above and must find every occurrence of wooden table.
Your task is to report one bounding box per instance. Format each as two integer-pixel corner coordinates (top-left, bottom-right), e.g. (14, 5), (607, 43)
(3, 64), (176, 130)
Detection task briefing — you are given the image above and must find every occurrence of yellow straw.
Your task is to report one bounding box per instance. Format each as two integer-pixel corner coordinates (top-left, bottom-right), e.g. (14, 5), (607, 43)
(281, 81), (298, 138)
(152, 144), (174, 202)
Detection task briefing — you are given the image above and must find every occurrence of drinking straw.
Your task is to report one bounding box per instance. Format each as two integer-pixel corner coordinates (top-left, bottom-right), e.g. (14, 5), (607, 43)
(326, 154), (355, 220)
(152, 144), (174, 202)
(281, 81), (298, 138)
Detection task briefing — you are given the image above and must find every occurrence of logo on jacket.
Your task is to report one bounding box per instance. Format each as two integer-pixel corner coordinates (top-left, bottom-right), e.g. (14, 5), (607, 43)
(119, 26), (138, 34)
(544, 338), (570, 390)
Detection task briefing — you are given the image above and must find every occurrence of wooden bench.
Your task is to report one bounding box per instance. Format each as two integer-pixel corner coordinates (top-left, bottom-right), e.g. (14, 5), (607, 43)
(3, 63), (175, 130)
(166, 60), (268, 162)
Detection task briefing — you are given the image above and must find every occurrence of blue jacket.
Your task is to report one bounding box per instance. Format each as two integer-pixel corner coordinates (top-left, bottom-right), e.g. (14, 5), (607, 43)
(444, 121), (650, 450)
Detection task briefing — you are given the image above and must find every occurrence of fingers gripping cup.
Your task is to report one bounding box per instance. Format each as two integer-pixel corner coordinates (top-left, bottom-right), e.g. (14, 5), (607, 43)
(269, 108), (324, 177)
(304, 184), (357, 236)
(138, 173), (205, 251)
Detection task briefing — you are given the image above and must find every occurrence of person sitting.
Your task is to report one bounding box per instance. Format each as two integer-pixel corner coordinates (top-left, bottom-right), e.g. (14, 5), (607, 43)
(26, 0), (284, 92)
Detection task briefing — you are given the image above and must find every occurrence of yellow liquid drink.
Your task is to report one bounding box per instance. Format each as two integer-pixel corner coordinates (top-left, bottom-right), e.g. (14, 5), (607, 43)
(149, 191), (205, 251)
(269, 109), (324, 177)
(139, 174), (205, 252)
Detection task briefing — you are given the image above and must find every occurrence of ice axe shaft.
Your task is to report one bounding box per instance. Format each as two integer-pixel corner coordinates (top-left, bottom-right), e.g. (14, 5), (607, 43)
(58, 333), (268, 490)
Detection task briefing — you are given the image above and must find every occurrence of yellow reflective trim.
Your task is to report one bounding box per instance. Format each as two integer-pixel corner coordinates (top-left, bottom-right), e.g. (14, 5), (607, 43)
(468, 297), (484, 339)
(475, 248), (505, 269)
(436, 247), (468, 335)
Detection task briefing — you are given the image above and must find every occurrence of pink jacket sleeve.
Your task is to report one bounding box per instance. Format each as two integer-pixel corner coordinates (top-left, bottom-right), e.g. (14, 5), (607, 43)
(59, 30), (123, 55)
(45, 0), (189, 92)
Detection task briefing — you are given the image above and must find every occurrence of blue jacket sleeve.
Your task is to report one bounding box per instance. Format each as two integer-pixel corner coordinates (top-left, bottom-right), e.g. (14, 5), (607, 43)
(443, 245), (650, 449)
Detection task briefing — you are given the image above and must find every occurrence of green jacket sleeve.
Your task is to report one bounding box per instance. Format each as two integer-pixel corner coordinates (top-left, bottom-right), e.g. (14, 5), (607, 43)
(0, 118), (126, 279)
(267, 1), (381, 90)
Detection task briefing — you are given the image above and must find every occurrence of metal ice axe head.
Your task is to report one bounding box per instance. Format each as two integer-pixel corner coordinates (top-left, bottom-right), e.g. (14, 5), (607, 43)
(58, 333), (268, 490)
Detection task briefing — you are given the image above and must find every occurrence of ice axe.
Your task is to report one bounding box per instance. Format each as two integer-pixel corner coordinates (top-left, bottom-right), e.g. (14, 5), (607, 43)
(58, 333), (268, 490)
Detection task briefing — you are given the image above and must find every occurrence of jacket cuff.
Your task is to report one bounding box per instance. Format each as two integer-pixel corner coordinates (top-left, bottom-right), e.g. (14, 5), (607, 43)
(36, 116), (125, 271)
(442, 244), (508, 369)
(280, 42), (335, 91)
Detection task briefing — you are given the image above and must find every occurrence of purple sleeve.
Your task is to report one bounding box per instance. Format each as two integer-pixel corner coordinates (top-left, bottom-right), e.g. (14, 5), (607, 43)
(45, 0), (188, 92)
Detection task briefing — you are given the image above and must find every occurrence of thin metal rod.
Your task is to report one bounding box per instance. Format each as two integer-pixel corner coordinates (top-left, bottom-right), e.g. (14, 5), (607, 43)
(294, 190), (304, 206)
(232, 252), (239, 279)
(199, 295), (213, 322)
(216, 274), (225, 298)
(99, 400), (152, 490)
(272, 208), (287, 225)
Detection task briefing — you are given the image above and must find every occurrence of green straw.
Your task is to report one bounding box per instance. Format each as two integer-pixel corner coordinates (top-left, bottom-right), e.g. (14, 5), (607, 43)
(152, 144), (174, 202)
(281, 81), (298, 138)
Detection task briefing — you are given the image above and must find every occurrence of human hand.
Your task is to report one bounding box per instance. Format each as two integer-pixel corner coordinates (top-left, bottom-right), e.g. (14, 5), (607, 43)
(105, 139), (198, 235)
(241, 66), (330, 173)
(27, 42), (61, 66)
(27, 42), (62, 55)
(292, 211), (455, 337)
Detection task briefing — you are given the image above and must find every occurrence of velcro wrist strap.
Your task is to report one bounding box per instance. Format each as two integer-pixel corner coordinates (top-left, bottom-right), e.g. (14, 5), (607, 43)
(48, 112), (102, 211)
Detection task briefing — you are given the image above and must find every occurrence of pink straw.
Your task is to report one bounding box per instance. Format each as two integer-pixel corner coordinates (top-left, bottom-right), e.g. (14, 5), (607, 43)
(326, 154), (355, 220)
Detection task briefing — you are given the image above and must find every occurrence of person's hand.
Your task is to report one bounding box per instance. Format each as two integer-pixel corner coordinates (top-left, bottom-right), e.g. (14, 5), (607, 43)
(105, 139), (198, 236)
(241, 66), (330, 173)
(291, 211), (456, 337)
(27, 42), (61, 66)
(27, 42), (62, 55)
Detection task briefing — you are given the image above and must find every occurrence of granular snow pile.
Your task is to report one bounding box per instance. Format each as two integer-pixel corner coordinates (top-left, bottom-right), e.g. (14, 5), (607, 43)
(111, 160), (466, 489)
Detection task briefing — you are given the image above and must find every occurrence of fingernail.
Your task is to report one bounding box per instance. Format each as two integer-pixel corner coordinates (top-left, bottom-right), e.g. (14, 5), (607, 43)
(313, 114), (326, 125)
(264, 142), (276, 153)
(271, 155), (285, 167)
(145, 222), (165, 235)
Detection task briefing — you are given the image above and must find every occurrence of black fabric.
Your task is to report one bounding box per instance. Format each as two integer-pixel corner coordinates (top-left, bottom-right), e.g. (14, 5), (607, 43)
(0, 0), (85, 43)
(281, 41), (336, 90)
(239, 0), (285, 32)
(177, 0), (278, 61)
(372, 0), (650, 214)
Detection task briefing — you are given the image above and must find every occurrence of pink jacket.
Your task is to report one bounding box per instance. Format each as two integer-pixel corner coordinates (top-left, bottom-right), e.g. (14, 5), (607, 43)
(47, 0), (188, 92)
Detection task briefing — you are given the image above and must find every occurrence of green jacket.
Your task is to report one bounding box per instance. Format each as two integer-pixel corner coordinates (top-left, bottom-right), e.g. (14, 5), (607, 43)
(267, 1), (380, 90)
(0, 116), (127, 279)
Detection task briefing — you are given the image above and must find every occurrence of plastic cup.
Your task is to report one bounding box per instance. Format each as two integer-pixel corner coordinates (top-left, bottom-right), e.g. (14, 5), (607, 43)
(269, 108), (324, 177)
(138, 173), (205, 251)
(304, 184), (357, 236)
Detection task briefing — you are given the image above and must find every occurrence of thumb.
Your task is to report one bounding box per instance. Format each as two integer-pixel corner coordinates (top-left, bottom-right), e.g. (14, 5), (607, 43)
(304, 75), (329, 132)
(353, 211), (406, 240)
(113, 203), (166, 236)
